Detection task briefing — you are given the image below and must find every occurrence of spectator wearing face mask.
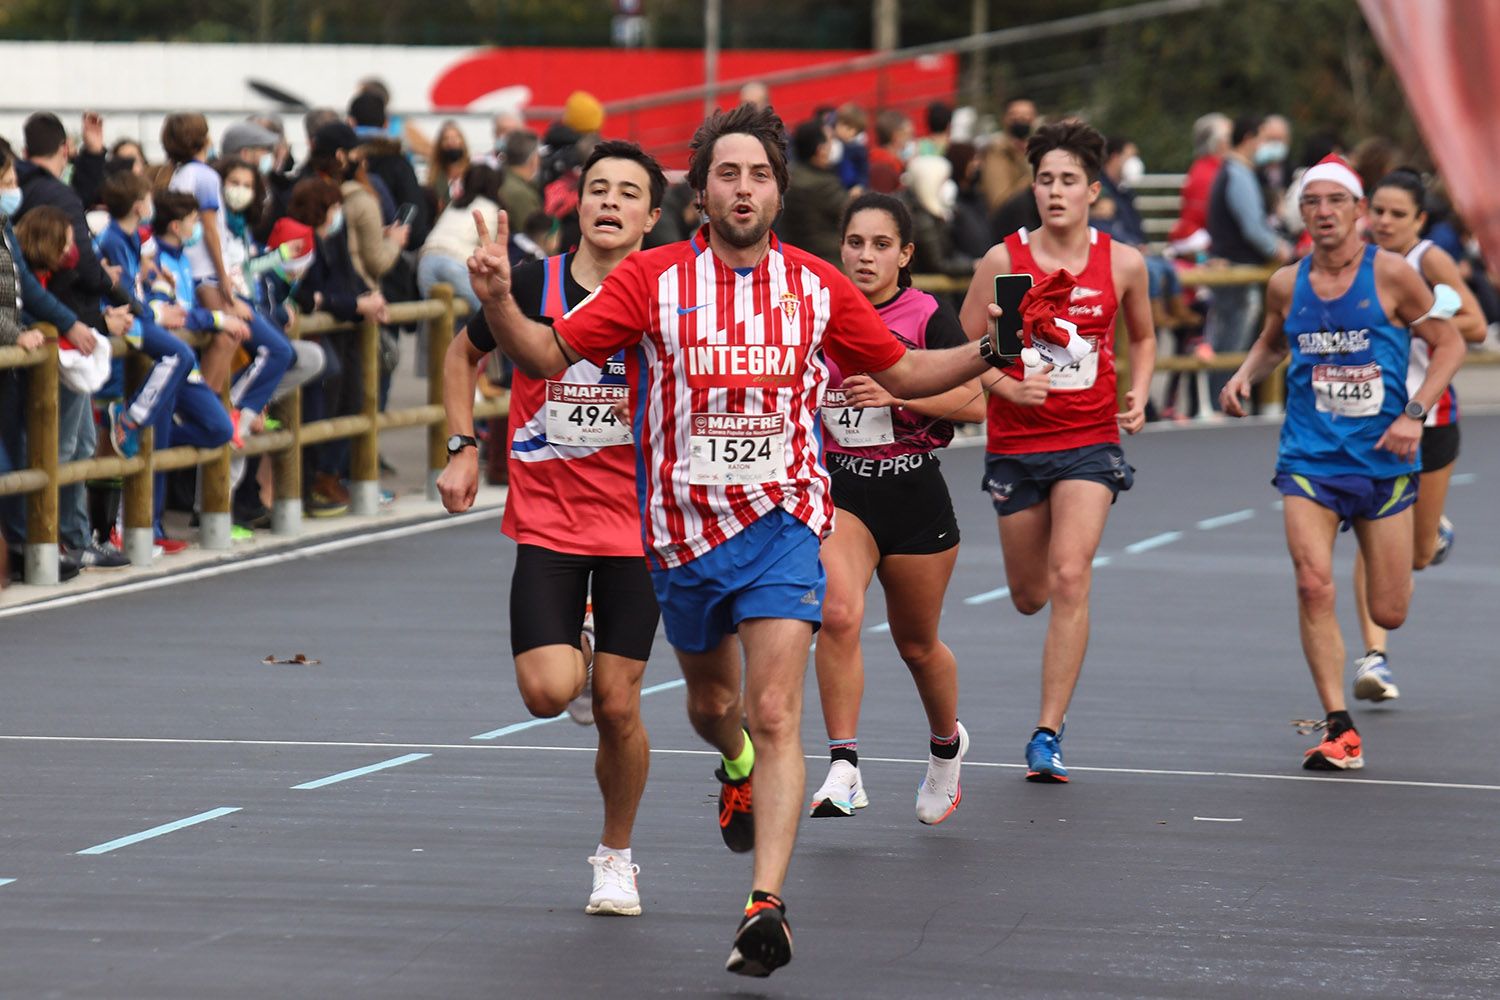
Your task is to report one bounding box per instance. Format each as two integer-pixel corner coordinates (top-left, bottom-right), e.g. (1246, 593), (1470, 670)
(429, 121), (470, 215)
(902, 154), (972, 276)
(779, 119), (847, 264)
(980, 97), (1037, 214)
(1254, 114), (1292, 213)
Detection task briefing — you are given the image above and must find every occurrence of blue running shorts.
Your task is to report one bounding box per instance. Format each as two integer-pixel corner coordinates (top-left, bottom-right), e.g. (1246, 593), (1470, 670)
(1273, 471), (1418, 532)
(650, 508), (825, 654)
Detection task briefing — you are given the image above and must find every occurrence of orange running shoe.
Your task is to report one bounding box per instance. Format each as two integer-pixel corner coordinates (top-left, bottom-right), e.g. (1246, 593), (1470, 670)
(715, 766), (754, 853)
(1303, 727), (1363, 770)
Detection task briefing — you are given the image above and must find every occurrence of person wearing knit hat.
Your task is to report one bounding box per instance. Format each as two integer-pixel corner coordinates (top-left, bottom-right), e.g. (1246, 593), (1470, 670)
(562, 91), (605, 135)
(221, 121), (279, 171)
(1219, 152), (1466, 774)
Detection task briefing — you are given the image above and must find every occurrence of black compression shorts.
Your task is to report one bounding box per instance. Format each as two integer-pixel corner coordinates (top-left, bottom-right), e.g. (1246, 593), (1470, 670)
(1421, 422), (1459, 474)
(828, 451), (959, 557)
(510, 544), (660, 661)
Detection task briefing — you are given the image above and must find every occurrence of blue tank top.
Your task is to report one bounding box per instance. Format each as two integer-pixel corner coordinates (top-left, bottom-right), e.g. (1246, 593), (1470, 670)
(1278, 244), (1414, 478)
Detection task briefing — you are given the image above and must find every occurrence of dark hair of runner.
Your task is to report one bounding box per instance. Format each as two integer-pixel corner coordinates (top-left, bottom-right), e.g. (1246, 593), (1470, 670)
(580, 139), (668, 211)
(686, 104), (789, 196)
(1025, 119), (1106, 182)
(1371, 167), (1427, 213)
(840, 191), (915, 289)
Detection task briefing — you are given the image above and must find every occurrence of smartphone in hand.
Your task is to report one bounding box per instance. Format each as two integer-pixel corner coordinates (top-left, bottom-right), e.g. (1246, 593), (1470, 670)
(395, 203), (418, 227)
(992, 273), (1033, 362)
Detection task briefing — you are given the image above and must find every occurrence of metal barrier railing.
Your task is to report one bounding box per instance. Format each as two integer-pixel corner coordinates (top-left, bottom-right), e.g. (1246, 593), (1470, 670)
(0, 284), (502, 586)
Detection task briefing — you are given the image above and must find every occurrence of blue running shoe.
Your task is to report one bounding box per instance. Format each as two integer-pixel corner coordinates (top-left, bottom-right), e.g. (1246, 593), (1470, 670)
(1353, 650), (1399, 702)
(1025, 727), (1068, 783)
(108, 401), (140, 459)
(1429, 516), (1454, 566)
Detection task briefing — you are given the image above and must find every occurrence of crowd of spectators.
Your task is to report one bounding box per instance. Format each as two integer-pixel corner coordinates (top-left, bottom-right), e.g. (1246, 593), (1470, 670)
(2, 80), (1498, 585)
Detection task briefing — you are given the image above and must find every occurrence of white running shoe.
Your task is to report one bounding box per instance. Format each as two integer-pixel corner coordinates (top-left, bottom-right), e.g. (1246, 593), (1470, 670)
(585, 853), (641, 916)
(1353, 651), (1400, 702)
(915, 721), (969, 825)
(568, 608), (595, 726)
(809, 759), (869, 817)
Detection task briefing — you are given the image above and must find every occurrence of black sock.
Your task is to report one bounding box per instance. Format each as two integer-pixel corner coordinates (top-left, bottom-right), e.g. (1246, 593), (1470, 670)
(1326, 710), (1354, 736)
(750, 890), (784, 912)
(931, 728), (961, 760)
(829, 739), (857, 767)
(1033, 726), (1058, 739)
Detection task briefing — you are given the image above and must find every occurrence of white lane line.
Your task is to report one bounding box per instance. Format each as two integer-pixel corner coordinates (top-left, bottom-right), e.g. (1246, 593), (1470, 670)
(1197, 508), (1255, 530)
(964, 585), (1010, 606)
(76, 807), (241, 856)
(10, 734), (1500, 794)
(291, 753), (431, 790)
(0, 509), (496, 621)
(472, 678), (685, 740)
(867, 621), (891, 634)
(1193, 816), (1243, 822)
(1450, 472), (1476, 486)
(1123, 531), (1184, 554)
(0, 879), (15, 887)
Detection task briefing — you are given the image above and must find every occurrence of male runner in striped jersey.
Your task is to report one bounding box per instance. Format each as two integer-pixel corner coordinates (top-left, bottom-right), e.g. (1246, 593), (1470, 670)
(469, 104), (1008, 977)
(438, 141), (665, 917)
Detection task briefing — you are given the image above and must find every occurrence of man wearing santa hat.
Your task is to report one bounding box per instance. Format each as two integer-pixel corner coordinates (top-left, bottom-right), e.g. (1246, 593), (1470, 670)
(1220, 155), (1465, 771)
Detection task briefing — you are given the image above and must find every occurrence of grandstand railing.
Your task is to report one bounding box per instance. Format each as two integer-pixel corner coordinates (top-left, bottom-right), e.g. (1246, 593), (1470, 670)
(0, 285), (498, 586)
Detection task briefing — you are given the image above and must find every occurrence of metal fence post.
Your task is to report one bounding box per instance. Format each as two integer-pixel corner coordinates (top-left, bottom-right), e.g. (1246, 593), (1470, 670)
(270, 327), (303, 535)
(348, 318), (381, 515)
(198, 379), (233, 549)
(23, 327), (60, 585)
(427, 284), (454, 501)
(121, 349), (156, 566)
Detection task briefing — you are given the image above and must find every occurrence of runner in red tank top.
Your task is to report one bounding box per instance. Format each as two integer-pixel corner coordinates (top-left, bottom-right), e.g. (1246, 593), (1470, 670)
(436, 141), (665, 919)
(960, 120), (1156, 784)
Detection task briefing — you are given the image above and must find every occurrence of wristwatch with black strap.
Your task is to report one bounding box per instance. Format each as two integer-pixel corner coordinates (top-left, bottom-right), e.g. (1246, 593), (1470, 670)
(446, 433), (478, 457)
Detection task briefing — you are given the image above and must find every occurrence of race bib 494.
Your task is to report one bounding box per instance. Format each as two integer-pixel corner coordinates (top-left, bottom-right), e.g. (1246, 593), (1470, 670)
(544, 381), (631, 446)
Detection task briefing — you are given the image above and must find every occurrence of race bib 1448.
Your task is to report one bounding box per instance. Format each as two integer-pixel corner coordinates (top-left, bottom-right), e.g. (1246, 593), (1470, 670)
(1312, 363), (1383, 418)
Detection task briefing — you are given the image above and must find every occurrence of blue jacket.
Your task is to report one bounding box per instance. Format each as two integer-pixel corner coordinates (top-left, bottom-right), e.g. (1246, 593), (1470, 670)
(150, 242), (228, 334)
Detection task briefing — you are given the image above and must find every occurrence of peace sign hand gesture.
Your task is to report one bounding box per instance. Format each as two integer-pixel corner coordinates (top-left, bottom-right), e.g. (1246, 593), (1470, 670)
(468, 209), (513, 306)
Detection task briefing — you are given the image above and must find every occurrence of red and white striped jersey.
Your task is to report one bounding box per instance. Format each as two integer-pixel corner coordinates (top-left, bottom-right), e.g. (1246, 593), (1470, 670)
(553, 227), (908, 569)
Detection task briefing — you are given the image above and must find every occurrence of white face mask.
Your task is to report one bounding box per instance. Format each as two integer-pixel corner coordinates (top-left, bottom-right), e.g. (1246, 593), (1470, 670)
(825, 138), (844, 166)
(1121, 155), (1145, 186)
(259, 152), (276, 175)
(940, 178), (958, 211)
(900, 140), (917, 162)
(224, 184), (255, 213)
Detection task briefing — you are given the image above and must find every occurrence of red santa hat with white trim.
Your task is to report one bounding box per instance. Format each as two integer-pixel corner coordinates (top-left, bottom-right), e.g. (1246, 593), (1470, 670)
(1299, 154), (1363, 199)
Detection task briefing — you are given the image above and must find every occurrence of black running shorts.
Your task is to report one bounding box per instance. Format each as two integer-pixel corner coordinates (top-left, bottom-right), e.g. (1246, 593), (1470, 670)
(983, 442), (1135, 516)
(1421, 422), (1459, 474)
(510, 544), (660, 660)
(828, 451), (959, 557)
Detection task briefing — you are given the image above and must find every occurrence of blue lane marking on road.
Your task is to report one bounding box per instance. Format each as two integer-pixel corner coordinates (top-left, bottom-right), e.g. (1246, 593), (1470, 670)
(291, 753), (431, 790)
(77, 807), (241, 856)
(1197, 508), (1255, 530)
(0, 879), (15, 887)
(1124, 531), (1184, 554)
(473, 678), (687, 740)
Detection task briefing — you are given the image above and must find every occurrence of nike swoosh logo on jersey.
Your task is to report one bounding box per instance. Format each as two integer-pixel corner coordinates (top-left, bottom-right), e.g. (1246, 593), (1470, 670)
(676, 303), (711, 315)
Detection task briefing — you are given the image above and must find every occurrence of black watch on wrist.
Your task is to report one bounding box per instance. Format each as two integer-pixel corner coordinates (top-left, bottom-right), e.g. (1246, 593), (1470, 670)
(446, 433), (478, 457)
(1403, 399), (1427, 421)
(978, 336), (1008, 370)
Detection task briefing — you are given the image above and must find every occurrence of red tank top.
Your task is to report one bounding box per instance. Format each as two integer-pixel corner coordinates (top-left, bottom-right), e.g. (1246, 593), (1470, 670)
(987, 227), (1120, 454)
(501, 253), (643, 557)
